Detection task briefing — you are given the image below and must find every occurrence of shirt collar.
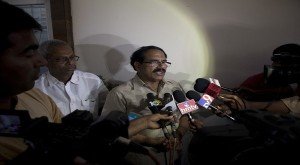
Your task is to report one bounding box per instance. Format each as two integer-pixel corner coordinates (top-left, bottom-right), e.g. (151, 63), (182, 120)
(69, 70), (79, 84)
(46, 70), (79, 86)
(132, 74), (166, 91)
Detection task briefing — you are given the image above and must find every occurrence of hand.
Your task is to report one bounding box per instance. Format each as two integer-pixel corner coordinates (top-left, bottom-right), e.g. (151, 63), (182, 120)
(189, 119), (204, 133)
(128, 113), (174, 137)
(219, 94), (246, 110)
(146, 113), (174, 129)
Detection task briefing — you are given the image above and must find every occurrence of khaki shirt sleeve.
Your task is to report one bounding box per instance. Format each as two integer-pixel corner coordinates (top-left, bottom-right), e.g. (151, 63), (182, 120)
(100, 88), (127, 120)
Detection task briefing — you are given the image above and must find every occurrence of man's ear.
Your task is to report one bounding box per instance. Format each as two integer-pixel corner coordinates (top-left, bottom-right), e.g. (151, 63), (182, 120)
(133, 61), (141, 71)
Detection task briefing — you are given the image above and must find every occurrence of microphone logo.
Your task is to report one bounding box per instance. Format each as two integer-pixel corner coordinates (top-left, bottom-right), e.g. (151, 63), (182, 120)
(177, 99), (198, 115)
(198, 94), (214, 108)
(149, 99), (163, 107)
(205, 83), (221, 98)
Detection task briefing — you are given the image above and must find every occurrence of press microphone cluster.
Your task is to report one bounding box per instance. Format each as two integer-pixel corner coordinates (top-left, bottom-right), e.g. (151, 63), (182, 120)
(193, 77), (236, 121)
(186, 90), (236, 121)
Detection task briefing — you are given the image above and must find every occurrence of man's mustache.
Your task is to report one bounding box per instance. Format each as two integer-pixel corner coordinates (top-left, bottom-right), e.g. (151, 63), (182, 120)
(153, 68), (166, 73)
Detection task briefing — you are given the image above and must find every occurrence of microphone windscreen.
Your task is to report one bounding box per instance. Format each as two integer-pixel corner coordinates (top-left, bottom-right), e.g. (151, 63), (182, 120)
(146, 93), (155, 101)
(163, 93), (173, 104)
(194, 79), (210, 93)
(186, 90), (201, 101)
(173, 90), (186, 103)
(195, 78), (210, 84)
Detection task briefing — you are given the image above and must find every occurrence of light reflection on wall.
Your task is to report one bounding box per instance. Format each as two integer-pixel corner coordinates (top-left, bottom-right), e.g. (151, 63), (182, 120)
(72, 0), (214, 90)
(158, 0), (213, 90)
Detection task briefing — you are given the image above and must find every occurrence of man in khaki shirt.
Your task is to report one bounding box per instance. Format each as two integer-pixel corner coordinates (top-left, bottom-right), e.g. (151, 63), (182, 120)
(101, 46), (194, 164)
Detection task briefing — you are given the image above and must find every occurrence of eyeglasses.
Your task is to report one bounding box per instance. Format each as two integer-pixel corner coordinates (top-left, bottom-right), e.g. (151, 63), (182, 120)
(142, 60), (171, 67)
(49, 55), (80, 63)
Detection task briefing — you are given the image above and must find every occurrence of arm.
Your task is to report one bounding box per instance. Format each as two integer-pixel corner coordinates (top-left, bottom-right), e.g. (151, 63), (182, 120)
(176, 115), (190, 140)
(128, 113), (174, 138)
(128, 114), (174, 151)
(219, 94), (290, 114)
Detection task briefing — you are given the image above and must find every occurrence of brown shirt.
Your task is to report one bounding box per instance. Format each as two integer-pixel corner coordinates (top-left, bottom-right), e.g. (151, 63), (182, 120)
(0, 88), (62, 164)
(100, 74), (184, 137)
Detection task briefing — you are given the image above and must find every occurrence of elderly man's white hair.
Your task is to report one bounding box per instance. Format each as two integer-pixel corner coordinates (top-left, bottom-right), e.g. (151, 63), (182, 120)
(39, 39), (70, 58)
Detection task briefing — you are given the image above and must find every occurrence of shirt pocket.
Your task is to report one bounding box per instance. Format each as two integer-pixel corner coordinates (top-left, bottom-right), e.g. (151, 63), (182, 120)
(81, 98), (96, 111)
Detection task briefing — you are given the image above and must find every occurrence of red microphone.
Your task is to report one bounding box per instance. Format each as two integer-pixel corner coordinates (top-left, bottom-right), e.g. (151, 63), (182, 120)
(198, 83), (221, 108)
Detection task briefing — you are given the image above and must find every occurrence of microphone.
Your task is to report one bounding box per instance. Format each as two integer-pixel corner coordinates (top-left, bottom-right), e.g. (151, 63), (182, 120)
(165, 106), (177, 138)
(172, 90), (198, 122)
(195, 78), (239, 93)
(146, 93), (171, 139)
(146, 93), (164, 114)
(199, 83), (221, 108)
(186, 90), (236, 121)
(163, 92), (173, 105)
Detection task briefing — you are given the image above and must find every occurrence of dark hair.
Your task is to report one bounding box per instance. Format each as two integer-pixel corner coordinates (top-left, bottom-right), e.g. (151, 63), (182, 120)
(0, 1), (42, 53)
(130, 46), (167, 69)
(271, 43), (300, 64)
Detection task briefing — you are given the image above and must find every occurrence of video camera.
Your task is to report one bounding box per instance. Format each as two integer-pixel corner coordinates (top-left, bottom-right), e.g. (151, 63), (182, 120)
(264, 64), (300, 85)
(0, 109), (129, 164)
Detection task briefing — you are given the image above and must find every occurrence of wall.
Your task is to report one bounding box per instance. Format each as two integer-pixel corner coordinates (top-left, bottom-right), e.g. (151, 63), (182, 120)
(71, 0), (300, 91)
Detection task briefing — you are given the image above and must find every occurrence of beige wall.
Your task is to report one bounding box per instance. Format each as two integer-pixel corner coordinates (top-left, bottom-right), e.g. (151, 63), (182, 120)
(71, 0), (300, 91)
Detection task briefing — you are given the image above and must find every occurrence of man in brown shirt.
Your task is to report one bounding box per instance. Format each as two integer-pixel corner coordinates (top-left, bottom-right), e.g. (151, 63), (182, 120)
(101, 46), (195, 164)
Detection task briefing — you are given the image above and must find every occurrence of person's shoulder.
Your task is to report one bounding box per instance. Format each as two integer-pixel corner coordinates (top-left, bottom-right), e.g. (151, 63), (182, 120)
(17, 88), (52, 104)
(108, 80), (131, 93)
(35, 72), (47, 83)
(240, 72), (264, 87)
(165, 79), (181, 86)
(22, 88), (49, 98)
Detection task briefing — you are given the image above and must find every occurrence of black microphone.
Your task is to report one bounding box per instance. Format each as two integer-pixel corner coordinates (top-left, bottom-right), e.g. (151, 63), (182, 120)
(146, 93), (171, 139)
(195, 78), (239, 93)
(146, 93), (163, 114)
(163, 92), (173, 105)
(165, 106), (177, 138)
(186, 90), (236, 121)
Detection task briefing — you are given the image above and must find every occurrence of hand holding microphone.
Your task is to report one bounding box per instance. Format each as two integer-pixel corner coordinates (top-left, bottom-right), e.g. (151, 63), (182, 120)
(186, 89), (236, 121)
(145, 113), (175, 130)
(218, 94), (247, 110)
